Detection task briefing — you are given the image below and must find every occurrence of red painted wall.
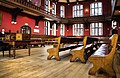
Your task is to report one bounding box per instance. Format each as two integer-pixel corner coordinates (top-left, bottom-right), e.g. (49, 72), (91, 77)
(0, 11), (45, 35)
(0, 0), (113, 36)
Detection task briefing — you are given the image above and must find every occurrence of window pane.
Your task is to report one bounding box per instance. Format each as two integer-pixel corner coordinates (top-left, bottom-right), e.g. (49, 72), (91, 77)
(95, 3), (97, 7)
(99, 8), (102, 15)
(91, 4), (94, 8)
(92, 9), (94, 15)
(60, 6), (65, 18)
(98, 2), (102, 7)
(99, 29), (102, 35)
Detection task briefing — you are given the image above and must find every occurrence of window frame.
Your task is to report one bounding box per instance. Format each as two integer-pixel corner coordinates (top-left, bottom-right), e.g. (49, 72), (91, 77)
(60, 5), (65, 18)
(90, 2), (102, 16)
(73, 24), (84, 36)
(73, 5), (83, 18)
(60, 24), (65, 36)
(90, 23), (103, 36)
(45, 0), (50, 14)
(52, 3), (56, 16)
(44, 21), (50, 35)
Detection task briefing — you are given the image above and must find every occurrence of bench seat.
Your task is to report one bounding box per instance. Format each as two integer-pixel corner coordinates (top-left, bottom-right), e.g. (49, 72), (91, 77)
(70, 44), (92, 51)
(59, 44), (83, 52)
(70, 36), (98, 63)
(47, 37), (83, 61)
(93, 44), (108, 56)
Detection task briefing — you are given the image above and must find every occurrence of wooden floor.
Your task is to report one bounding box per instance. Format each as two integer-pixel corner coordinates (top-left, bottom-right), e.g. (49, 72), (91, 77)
(0, 45), (113, 78)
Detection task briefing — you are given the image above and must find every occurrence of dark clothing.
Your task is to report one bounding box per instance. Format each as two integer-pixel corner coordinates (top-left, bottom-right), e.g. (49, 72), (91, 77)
(112, 29), (118, 35)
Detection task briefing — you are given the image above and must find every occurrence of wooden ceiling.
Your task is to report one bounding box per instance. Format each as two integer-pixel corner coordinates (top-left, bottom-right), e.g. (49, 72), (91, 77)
(51, 0), (86, 3)
(58, 0), (85, 3)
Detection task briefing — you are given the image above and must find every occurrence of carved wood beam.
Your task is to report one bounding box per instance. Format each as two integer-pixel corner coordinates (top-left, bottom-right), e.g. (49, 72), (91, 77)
(67, 0), (70, 4)
(61, 15), (112, 24)
(35, 16), (44, 26)
(11, 7), (23, 23)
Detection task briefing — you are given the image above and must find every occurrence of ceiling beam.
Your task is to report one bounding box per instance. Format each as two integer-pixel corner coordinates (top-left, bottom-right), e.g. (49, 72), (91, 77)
(66, 0), (70, 4)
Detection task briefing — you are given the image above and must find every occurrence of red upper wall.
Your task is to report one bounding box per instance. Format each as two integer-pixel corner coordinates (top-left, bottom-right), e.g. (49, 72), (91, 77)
(0, 0), (114, 36)
(55, 0), (113, 36)
(59, 0), (112, 18)
(0, 11), (45, 35)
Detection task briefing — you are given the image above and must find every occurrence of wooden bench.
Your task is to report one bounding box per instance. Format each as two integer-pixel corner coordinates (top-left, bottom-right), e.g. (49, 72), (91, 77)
(88, 34), (118, 77)
(31, 34), (58, 45)
(30, 38), (45, 47)
(70, 36), (98, 63)
(47, 36), (83, 61)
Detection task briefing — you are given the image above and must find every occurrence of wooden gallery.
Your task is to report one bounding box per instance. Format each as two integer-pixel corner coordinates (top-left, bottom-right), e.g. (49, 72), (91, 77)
(0, 0), (120, 78)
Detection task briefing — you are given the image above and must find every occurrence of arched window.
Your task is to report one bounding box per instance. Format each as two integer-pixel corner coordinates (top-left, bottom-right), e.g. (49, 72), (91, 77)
(44, 21), (50, 35)
(20, 25), (31, 34)
(52, 3), (56, 16)
(60, 5), (65, 18)
(60, 24), (65, 36)
(45, 0), (50, 13)
(51, 24), (56, 36)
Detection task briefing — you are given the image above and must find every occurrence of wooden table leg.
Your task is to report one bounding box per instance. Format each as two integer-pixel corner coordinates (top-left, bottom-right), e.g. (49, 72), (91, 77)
(9, 49), (11, 57)
(2, 51), (4, 57)
(28, 48), (30, 56)
(28, 45), (30, 56)
(13, 47), (16, 59)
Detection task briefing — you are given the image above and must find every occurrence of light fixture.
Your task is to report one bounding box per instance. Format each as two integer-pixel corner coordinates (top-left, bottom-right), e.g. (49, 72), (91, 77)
(85, 9), (89, 13)
(25, 23), (28, 26)
(2, 29), (5, 34)
(11, 21), (17, 24)
(11, 21), (14, 24)
(14, 22), (17, 24)
(77, 2), (79, 4)
(35, 26), (39, 28)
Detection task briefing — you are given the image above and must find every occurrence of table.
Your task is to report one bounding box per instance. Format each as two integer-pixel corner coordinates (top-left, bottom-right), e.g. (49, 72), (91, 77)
(2, 40), (31, 58)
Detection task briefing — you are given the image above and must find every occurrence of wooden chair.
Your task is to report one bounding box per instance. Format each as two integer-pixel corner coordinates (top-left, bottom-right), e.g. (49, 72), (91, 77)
(88, 34), (118, 77)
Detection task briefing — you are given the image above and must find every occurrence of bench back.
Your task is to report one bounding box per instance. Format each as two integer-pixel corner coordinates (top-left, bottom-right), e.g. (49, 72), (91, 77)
(83, 36), (87, 47)
(107, 34), (118, 60)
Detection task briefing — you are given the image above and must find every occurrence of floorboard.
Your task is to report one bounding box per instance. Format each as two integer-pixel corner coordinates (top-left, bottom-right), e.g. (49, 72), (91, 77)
(0, 45), (112, 78)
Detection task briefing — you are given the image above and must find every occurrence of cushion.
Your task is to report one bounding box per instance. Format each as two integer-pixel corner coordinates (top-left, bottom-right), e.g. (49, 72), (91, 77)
(94, 44), (108, 56)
